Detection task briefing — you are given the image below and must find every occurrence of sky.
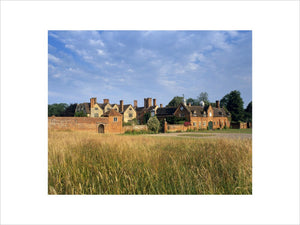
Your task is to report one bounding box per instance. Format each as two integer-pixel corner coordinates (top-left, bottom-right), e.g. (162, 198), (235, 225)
(48, 30), (252, 108)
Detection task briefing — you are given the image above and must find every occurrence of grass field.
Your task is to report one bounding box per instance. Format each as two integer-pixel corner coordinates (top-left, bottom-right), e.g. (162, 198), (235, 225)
(48, 130), (252, 195)
(188, 128), (252, 134)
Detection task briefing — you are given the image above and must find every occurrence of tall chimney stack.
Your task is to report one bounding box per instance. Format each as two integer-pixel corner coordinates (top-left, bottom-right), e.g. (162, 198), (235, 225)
(90, 97), (96, 108)
(148, 98), (152, 107)
(216, 100), (220, 108)
(153, 98), (157, 107)
(134, 100), (137, 108)
(103, 99), (109, 104)
(120, 100), (124, 112)
(160, 104), (163, 108)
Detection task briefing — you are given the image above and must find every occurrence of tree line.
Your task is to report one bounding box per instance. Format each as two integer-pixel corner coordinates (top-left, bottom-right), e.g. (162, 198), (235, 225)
(48, 103), (77, 117)
(167, 90), (252, 123)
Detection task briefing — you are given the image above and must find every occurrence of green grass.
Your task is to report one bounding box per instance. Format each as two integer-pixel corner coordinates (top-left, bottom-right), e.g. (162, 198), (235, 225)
(196, 128), (252, 134)
(178, 134), (214, 137)
(48, 130), (252, 195)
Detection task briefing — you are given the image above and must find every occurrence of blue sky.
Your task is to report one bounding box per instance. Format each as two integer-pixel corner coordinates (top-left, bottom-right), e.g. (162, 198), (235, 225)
(48, 30), (252, 107)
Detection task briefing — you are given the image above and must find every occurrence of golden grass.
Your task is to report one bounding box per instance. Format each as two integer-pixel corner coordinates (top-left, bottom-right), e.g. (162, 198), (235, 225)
(48, 130), (252, 194)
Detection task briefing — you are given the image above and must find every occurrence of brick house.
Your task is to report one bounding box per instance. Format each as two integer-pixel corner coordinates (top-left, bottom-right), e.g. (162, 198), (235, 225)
(156, 100), (231, 130)
(135, 98), (159, 124)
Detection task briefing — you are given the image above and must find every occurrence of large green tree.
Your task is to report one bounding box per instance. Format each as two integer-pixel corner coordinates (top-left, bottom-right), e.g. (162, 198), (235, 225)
(62, 103), (77, 117)
(166, 96), (184, 107)
(48, 103), (68, 116)
(244, 101), (252, 122)
(221, 90), (244, 122)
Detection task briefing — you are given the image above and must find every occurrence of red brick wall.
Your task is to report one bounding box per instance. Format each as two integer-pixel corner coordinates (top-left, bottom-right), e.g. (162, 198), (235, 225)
(48, 116), (123, 133)
(107, 115), (123, 133)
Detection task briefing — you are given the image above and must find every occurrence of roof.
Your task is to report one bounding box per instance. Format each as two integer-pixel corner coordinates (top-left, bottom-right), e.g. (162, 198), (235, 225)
(102, 109), (122, 117)
(212, 107), (230, 117)
(77, 103), (91, 114)
(123, 104), (133, 112)
(187, 105), (205, 116)
(98, 103), (111, 110)
(156, 107), (177, 116)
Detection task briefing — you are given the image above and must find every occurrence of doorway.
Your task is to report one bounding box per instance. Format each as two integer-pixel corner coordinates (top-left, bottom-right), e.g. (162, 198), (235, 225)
(98, 124), (104, 133)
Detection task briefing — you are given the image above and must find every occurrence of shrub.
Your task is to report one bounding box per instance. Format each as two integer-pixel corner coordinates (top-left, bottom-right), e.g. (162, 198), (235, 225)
(74, 111), (87, 117)
(147, 116), (160, 133)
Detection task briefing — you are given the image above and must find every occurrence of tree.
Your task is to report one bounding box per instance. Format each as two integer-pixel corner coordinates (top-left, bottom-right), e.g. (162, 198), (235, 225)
(143, 112), (151, 124)
(62, 103), (77, 117)
(166, 96), (183, 107)
(244, 101), (252, 122)
(48, 103), (68, 116)
(197, 92), (209, 108)
(74, 111), (87, 117)
(221, 90), (244, 122)
(198, 92), (209, 102)
(220, 93), (230, 108)
(187, 98), (199, 106)
(147, 116), (160, 133)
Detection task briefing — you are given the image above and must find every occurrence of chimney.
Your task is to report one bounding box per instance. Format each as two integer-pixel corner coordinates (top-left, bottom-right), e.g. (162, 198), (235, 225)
(90, 97), (96, 108)
(188, 102), (191, 107)
(148, 98), (152, 107)
(134, 100), (137, 108)
(120, 100), (124, 112)
(216, 100), (220, 108)
(153, 98), (157, 107)
(103, 99), (109, 104)
(160, 104), (163, 108)
(144, 98), (147, 108)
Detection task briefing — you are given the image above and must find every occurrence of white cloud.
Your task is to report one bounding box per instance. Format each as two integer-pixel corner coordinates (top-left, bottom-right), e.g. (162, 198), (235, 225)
(89, 39), (105, 47)
(97, 49), (105, 55)
(48, 54), (61, 63)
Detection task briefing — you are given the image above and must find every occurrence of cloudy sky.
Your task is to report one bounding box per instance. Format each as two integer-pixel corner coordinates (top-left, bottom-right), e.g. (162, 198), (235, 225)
(48, 30), (252, 107)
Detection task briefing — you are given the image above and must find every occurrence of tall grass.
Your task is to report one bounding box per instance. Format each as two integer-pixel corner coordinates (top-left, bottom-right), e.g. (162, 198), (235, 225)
(48, 130), (252, 194)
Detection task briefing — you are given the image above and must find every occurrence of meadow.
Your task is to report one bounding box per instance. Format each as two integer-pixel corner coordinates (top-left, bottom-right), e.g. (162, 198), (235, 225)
(48, 130), (252, 195)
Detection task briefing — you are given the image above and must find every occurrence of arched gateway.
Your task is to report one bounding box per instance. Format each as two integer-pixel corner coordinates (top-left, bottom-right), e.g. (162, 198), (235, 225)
(98, 124), (105, 133)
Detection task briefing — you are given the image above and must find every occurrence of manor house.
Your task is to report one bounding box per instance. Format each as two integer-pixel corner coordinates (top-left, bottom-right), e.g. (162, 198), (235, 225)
(75, 97), (231, 130)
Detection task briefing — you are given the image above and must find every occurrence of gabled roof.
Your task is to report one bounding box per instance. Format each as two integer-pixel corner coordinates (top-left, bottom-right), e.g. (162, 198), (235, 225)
(77, 103), (91, 114)
(187, 105), (205, 116)
(111, 104), (119, 108)
(98, 103), (111, 110)
(156, 107), (177, 116)
(212, 107), (230, 117)
(102, 109), (122, 117)
(123, 104), (134, 112)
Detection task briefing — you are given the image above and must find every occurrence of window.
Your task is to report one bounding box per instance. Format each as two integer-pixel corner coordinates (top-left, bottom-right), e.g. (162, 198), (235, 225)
(107, 107), (111, 110)
(129, 108), (132, 111)
(209, 112), (212, 117)
(199, 122), (201, 127)
(180, 113), (185, 117)
(113, 117), (118, 122)
(214, 122), (216, 125)
(203, 121), (206, 126)
(129, 113), (133, 118)
(94, 113), (99, 117)
(95, 108), (98, 110)
(193, 122), (196, 127)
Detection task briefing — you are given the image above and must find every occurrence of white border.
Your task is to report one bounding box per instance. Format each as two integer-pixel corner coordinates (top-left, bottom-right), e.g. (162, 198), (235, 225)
(1, 1), (299, 224)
